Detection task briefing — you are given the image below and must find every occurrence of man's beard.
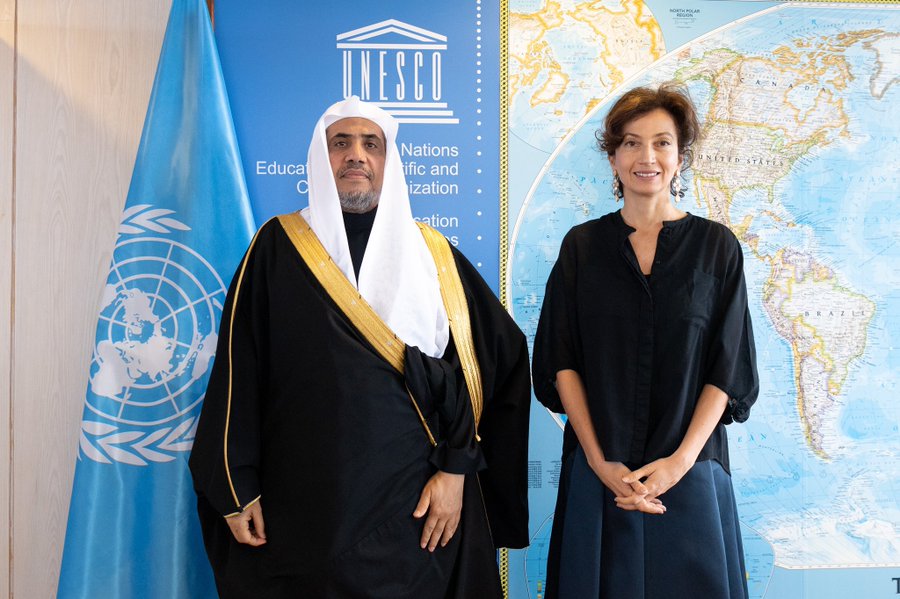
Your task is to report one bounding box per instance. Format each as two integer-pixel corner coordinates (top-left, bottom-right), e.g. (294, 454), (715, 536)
(338, 190), (379, 213)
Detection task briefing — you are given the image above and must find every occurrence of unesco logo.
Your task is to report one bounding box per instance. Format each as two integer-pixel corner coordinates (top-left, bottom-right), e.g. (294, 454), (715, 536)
(338, 19), (458, 125)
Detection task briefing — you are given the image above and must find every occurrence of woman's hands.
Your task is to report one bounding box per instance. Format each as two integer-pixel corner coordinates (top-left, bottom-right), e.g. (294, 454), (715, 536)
(620, 453), (693, 508)
(590, 452), (692, 514)
(612, 384), (730, 510)
(608, 384), (731, 512)
(589, 457), (666, 515)
(555, 369), (668, 515)
(554, 370), (717, 515)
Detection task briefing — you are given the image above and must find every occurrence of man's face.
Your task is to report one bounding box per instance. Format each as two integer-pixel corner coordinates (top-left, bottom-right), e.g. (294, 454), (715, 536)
(326, 117), (386, 207)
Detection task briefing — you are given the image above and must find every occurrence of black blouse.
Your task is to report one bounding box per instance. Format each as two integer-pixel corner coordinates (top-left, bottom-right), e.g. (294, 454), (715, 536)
(532, 211), (759, 473)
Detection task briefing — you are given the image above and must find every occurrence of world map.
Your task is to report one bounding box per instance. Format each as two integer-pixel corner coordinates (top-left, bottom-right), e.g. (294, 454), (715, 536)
(505, 2), (899, 598)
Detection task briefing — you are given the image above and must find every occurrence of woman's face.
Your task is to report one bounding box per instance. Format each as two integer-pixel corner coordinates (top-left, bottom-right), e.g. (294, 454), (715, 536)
(608, 108), (683, 203)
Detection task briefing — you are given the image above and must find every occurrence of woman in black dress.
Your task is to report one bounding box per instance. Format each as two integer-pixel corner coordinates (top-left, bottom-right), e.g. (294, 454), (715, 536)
(533, 83), (759, 598)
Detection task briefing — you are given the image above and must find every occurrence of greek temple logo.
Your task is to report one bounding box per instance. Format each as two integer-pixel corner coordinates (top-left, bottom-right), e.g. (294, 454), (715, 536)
(79, 205), (226, 465)
(338, 19), (459, 124)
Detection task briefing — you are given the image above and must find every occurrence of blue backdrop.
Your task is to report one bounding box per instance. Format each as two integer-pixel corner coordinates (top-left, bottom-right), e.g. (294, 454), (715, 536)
(215, 0), (502, 289)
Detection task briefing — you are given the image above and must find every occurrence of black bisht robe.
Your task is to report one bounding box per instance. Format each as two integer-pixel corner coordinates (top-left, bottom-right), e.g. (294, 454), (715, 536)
(189, 217), (530, 598)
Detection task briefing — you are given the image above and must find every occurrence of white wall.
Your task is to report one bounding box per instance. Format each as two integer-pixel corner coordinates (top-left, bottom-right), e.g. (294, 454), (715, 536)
(1, 2), (171, 596)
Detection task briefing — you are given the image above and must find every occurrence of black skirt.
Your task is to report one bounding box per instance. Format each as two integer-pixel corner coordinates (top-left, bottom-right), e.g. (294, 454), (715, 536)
(545, 446), (749, 599)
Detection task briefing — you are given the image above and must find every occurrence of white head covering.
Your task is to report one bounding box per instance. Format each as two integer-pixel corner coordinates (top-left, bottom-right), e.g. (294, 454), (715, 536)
(301, 96), (449, 358)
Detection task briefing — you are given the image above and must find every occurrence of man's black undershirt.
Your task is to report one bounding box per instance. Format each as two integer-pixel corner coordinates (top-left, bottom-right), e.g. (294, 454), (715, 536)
(342, 207), (377, 278)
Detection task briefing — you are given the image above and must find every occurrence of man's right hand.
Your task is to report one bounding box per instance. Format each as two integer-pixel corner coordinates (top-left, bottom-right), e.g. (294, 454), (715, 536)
(225, 500), (267, 546)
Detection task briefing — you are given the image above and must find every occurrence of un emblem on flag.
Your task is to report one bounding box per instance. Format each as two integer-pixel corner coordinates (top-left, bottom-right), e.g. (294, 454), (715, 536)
(80, 206), (227, 465)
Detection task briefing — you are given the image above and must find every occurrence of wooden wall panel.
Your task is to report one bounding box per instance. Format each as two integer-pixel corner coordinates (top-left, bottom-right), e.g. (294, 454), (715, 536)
(12, 1), (169, 596)
(0, 1), (15, 597)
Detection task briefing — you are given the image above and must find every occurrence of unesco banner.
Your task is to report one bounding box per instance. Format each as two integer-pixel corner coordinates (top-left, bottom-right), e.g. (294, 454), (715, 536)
(215, 0), (502, 289)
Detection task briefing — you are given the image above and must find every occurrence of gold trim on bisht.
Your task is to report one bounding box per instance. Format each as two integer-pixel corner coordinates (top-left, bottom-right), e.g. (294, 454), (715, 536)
(275, 213), (470, 450)
(276, 212), (485, 444)
(223, 221), (270, 512)
(278, 212), (406, 367)
(416, 222), (485, 437)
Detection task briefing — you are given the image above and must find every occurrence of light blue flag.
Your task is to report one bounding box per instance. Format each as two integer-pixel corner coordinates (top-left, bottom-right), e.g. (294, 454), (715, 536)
(58, 0), (254, 596)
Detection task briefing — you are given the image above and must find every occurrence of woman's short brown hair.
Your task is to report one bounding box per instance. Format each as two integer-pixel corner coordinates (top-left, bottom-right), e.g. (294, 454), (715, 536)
(598, 82), (701, 171)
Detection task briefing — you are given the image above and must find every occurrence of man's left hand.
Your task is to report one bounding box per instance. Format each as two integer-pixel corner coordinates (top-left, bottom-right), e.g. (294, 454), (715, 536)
(413, 471), (464, 551)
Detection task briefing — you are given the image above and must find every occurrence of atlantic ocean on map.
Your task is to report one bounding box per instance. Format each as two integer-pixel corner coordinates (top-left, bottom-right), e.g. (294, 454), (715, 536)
(506, 3), (899, 598)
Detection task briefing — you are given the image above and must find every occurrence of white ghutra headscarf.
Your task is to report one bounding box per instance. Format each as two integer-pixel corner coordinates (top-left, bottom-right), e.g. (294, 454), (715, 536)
(301, 96), (450, 358)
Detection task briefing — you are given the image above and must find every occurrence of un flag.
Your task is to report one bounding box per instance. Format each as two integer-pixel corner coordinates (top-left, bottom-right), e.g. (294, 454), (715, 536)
(57, 0), (254, 596)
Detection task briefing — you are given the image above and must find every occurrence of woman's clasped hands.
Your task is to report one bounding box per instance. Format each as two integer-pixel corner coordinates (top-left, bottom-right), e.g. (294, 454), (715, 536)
(590, 452), (694, 515)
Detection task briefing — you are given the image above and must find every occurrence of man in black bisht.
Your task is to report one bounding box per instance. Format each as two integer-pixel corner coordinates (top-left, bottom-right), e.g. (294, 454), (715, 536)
(189, 97), (530, 598)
